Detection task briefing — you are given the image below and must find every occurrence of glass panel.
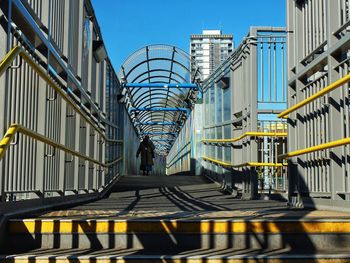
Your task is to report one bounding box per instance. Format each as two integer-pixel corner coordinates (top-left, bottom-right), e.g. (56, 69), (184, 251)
(217, 127), (223, 161)
(216, 85), (223, 124)
(204, 129), (209, 157)
(223, 82), (231, 121)
(210, 128), (215, 159)
(204, 91), (210, 126)
(210, 85), (215, 125)
(224, 125), (231, 162)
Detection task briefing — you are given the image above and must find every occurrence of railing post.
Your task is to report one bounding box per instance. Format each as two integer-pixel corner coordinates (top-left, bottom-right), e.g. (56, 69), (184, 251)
(248, 27), (259, 200)
(288, 160), (298, 206)
(73, 115), (79, 193)
(58, 100), (67, 196)
(85, 125), (91, 191)
(35, 69), (48, 198)
(0, 3), (8, 202)
(328, 0), (344, 202)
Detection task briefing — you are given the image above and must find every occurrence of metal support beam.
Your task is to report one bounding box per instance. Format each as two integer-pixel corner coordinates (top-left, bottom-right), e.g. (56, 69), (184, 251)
(136, 121), (177, 126)
(142, 132), (177, 136)
(152, 139), (176, 142)
(129, 107), (188, 112)
(125, 83), (199, 89)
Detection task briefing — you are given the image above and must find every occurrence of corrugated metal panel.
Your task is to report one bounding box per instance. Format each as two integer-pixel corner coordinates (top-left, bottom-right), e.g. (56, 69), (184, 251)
(286, 0), (350, 209)
(0, 0), (123, 204)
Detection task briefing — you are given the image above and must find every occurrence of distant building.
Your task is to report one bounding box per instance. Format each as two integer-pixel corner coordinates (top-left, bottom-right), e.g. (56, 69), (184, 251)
(190, 30), (233, 79)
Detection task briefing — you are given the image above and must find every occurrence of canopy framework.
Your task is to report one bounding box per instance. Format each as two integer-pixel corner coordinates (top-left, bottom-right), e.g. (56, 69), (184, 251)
(118, 45), (201, 155)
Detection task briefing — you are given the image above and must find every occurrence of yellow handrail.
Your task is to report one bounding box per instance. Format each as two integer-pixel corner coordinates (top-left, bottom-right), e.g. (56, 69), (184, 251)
(201, 132), (287, 144)
(0, 46), (122, 144)
(0, 124), (122, 167)
(202, 156), (287, 168)
(241, 162), (287, 168)
(202, 156), (232, 167)
(278, 73), (350, 118)
(279, 137), (350, 159)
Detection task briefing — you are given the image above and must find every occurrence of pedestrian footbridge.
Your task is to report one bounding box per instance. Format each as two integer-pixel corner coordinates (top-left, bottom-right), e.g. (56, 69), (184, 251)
(1, 0), (350, 262)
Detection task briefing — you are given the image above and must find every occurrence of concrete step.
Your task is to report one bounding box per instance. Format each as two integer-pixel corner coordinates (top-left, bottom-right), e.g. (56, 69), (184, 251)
(3, 218), (350, 252)
(2, 248), (350, 262)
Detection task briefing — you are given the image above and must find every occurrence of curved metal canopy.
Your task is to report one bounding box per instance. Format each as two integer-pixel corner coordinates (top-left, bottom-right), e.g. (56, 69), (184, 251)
(118, 44), (201, 155)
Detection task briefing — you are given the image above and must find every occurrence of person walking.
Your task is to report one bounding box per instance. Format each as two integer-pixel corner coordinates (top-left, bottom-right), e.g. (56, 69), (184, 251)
(136, 135), (155, 176)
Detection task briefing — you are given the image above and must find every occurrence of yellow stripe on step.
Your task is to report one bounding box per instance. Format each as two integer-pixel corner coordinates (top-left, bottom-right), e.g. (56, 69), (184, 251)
(4, 257), (350, 263)
(9, 220), (350, 234)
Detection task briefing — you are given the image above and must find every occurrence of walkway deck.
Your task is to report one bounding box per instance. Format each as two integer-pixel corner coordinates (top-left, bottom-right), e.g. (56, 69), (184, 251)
(28, 175), (350, 220)
(4, 175), (350, 261)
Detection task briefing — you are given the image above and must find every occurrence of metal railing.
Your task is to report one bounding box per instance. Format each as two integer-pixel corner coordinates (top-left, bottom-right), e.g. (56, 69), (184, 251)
(200, 129), (288, 194)
(278, 73), (350, 118)
(0, 124), (122, 167)
(202, 155), (287, 193)
(280, 138), (350, 159)
(279, 73), (350, 159)
(0, 46), (123, 144)
(201, 132), (287, 144)
(0, 45), (123, 203)
(202, 156), (287, 168)
(10, 0), (104, 121)
(285, 0), (350, 209)
(196, 27), (288, 199)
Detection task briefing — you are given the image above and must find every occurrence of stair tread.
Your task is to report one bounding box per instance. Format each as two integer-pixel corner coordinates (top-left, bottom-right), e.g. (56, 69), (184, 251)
(3, 248), (350, 258)
(10, 216), (350, 221)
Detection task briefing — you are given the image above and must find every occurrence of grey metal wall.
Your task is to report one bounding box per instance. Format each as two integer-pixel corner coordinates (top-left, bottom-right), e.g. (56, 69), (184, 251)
(0, 0), (124, 207)
(166, 103), (204, 176)
(286, 0), (350, 210)
(201, 27), (288, 199)
(166, 107), (192, 175)
(105, 63), (123, 182)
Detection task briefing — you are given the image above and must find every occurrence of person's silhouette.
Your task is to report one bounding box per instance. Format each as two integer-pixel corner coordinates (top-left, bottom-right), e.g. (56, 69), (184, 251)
(136, 135), (155, 175)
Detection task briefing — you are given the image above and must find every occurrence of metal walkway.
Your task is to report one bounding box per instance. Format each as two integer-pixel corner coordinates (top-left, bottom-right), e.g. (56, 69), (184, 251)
(3, 175), (350, 262)
(23, 174), (350, 221)
(28, 175), (287, 219)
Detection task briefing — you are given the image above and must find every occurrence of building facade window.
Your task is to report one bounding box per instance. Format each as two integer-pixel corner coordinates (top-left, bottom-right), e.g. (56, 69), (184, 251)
(190, 30), (233, 79)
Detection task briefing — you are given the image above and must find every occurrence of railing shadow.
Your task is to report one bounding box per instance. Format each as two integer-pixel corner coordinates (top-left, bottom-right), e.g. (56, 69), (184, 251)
(2, 173), (349, 262)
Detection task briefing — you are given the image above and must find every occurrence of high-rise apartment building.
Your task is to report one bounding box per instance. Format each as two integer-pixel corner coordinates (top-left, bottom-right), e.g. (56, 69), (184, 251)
(190, 30), (233, 79)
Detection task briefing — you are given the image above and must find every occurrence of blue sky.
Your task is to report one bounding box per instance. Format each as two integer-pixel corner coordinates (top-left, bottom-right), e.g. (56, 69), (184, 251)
(91, 0), (286, 71)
